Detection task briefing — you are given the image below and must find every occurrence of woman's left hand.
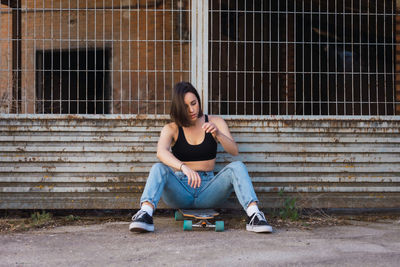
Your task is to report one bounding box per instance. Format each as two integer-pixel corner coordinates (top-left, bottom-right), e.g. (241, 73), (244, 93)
(202, 122), (219, 137)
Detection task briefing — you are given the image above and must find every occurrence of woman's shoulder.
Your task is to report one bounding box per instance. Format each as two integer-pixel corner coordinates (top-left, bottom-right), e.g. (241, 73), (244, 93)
(160, 122), (179, 143)
(164, 122), (178, 130)
(163, 122), (179, 137)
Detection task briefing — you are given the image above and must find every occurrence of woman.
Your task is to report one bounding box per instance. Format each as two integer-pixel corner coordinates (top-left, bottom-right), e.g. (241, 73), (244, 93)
(129, 82), (272, 233)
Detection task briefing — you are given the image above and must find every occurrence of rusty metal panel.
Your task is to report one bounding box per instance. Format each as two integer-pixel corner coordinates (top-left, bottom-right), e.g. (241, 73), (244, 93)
(0, 114), (399, 209)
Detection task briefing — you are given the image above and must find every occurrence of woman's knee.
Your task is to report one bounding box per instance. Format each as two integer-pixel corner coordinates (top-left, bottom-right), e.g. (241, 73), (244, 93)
(227, 161), (251, 182)
(228, 161), (247, 171)
(149, 163), (171, 180)
(151, 162), (169, 172)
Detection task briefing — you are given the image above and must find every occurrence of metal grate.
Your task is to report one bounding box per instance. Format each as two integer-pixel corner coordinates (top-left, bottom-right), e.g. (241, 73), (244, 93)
(0, 0), (191, 114)
(209, 0), (400, 115)
(1, 0), (399, 116)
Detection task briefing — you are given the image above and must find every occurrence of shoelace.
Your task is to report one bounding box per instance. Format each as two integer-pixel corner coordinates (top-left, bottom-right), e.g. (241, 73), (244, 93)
(132, 210), (147, 220)
(248, 211), (266, 226)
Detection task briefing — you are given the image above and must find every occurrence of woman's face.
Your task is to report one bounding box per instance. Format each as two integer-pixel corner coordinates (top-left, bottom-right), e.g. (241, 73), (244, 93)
(183, 92), (200, 122)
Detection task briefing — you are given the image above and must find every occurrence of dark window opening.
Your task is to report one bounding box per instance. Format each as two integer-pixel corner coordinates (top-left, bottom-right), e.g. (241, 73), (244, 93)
(36, 49), (110, 114)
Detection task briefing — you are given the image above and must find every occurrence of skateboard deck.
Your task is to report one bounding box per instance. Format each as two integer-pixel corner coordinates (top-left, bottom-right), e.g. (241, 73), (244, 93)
(179, 209), (219, 219)
(175, 209), (224, 232)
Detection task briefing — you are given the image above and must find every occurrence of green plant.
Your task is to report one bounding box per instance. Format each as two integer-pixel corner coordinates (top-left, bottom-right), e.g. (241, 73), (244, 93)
(30, 210), (52, 226)
(278, 188), (299, 221)
(65, 214), (81, 221)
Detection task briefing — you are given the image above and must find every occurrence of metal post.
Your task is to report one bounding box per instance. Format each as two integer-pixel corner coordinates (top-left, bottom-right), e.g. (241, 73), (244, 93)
(287, 4), (295, 115)
(11, 0), (21, 113)
(191, 0), (208, 114)
(396, 0), (400, 114)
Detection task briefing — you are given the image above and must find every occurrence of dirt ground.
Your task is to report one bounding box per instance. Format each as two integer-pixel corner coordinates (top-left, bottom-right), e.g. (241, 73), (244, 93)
(0, 209), (345, 233)
(1, 210), (400, 266)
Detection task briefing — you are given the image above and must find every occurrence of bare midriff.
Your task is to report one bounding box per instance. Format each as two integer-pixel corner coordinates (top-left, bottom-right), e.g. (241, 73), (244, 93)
(175, 158), (216, 172)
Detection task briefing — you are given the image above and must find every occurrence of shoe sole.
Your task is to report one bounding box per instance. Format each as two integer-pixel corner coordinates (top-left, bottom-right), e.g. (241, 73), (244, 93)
(246, 224), (273, 233)
(129, 222), (154, 232)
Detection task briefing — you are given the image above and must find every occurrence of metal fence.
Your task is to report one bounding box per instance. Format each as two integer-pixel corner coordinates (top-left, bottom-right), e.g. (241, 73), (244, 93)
(2, 114), (399, 209)
(0, 0), (399, 116)
(209, 0), (400, 115)
(0, 0), (191, 114)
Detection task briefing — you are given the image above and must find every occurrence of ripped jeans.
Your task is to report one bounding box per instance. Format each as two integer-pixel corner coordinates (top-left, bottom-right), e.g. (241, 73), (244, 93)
(140, 161), (259, 211)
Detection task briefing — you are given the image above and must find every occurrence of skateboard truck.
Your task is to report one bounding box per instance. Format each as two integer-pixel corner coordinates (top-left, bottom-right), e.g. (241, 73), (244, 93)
(192, 218), (215, 228)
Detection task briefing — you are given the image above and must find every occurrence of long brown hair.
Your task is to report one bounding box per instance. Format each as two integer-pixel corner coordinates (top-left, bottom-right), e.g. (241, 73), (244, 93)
(170, 82), (203, 127)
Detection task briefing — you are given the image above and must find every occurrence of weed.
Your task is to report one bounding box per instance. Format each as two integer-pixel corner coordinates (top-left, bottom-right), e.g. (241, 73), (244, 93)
(278, 189), (300, 221)
(30, 210), (52, 227)
(65, 215), (81, 221)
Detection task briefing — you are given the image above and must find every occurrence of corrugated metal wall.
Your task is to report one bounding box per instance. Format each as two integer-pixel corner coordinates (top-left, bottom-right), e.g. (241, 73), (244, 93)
(1, 114), (399, 209)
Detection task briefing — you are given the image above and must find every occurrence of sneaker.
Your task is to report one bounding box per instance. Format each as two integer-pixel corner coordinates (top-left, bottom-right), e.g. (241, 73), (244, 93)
(246, 211), (273, 233)
(129, 210), (154, 232)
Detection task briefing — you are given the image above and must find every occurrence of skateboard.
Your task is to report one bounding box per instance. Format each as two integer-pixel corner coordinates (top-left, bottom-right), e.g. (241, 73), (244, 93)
(175, 209), (224, 232)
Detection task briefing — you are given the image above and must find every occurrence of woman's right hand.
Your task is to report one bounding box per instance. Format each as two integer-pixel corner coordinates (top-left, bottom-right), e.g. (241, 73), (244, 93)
(181, 164), (201, 188)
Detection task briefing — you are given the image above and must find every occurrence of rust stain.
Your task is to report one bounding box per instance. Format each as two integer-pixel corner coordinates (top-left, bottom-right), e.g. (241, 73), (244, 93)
(343, 157), (355, 163)
(371, 194), (385, 199)
(130, 146), (144, 152)
(7, 125), (18, 131)
(84, 176), (96, 181)
(66, 114), (83, 121)
(135, 114), (150, 120)
(42, 165), (56, 170)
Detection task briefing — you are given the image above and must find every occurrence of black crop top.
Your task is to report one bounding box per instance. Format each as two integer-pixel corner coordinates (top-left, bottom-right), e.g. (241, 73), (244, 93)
(171, 115), (217, 161)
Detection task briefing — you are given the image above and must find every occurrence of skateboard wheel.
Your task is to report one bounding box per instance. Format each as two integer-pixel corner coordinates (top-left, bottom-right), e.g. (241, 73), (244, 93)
(183, 220), (192, 231)
(175, 211), (184, 221)
(215, 221), (224, 232)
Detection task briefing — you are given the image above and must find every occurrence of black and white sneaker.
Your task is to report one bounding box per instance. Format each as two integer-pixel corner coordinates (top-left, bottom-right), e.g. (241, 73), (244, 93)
(246, 211), (273, 233)
(129, 210), (154, 232)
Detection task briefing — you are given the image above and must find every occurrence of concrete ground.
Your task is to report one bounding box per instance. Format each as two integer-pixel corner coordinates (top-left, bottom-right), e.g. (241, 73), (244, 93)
(1, 216), (399, 267)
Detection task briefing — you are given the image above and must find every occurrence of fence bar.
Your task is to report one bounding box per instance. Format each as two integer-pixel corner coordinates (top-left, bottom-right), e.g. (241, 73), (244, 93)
(190, 0), (208, 113)
(396, 0), (400, 113)
(11, 0), (21, 113)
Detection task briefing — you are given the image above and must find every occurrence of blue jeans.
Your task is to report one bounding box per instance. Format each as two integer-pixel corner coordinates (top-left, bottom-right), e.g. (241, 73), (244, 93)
(140, 161), (259, 211)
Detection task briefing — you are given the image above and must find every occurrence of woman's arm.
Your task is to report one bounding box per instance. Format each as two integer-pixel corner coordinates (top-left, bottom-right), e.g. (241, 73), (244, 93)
(203, 116), (239, 156)
(156, 123), (183, 170)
